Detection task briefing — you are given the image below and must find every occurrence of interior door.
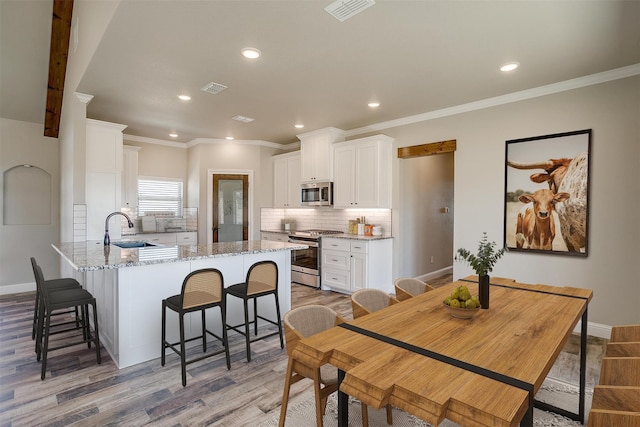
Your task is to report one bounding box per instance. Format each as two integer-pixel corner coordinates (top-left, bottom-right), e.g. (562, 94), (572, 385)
(212, 174), (248, 242)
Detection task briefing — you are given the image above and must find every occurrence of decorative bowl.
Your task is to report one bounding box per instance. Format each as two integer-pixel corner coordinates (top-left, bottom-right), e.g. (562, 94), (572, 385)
(442, 302), (481, 319)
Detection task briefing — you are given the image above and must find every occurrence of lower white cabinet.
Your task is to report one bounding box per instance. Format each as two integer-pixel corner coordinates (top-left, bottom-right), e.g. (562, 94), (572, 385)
(261, 232), (289, 242)
(321, 237), (392, 294)
(139, 231), (197, 245)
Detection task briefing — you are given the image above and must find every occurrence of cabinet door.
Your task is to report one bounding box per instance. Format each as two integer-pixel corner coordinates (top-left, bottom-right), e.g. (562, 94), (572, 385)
(122, 146), (139, 208)
(301, 138), (332, 182)
(286, 155), (302, 207)
(333, 145), (355, 208)
(350, 252), (368, 291)
(354, 142), (379, 207)
(273, 157), (288, 207)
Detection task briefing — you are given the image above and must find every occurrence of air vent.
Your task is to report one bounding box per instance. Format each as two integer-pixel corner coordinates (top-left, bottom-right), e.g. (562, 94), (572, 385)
(325, 0), (375, 22)
(232, 115), (254, 123)
(200, 81), (228, 95)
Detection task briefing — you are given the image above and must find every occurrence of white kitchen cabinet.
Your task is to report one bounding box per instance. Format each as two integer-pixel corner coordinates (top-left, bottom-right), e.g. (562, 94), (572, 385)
(333, 135), (394, 209)
(141, 233), (177, 245)
(321, 237), (392, 294)
(273, 152), (301, 207)
(298, 127), (345, 182)
(86, 119), (127, 241)
(121, 145), (141, 209)
(176, 231), (197, 245)
(261, 232), (289, 242)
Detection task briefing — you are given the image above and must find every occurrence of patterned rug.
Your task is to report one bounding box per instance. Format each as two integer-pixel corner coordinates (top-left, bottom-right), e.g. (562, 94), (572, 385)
(261, 378), (593, 427)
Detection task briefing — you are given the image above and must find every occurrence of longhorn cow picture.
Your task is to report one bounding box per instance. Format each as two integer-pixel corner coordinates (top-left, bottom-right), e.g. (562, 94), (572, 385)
(503, 129), (591, 256)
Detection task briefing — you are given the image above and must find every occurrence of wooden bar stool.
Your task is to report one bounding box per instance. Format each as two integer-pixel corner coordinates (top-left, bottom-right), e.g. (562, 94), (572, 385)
(226, 260), (284, 362)
(161, 268), (231, 387)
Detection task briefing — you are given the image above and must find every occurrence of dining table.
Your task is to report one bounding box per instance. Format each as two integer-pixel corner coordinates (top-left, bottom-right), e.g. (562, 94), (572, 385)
(292, 276), (592, 427)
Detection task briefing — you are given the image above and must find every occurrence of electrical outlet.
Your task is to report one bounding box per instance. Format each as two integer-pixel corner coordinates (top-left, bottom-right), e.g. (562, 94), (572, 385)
(430, 256), (434, 263)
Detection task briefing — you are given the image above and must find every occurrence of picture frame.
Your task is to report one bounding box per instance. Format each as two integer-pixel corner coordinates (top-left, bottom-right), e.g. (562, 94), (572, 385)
(503, 129), (591, 256)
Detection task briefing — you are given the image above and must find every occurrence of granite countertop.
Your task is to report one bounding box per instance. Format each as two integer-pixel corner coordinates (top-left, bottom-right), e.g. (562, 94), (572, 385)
(260, 229), (290, 234)
(52, 240), (308, 272)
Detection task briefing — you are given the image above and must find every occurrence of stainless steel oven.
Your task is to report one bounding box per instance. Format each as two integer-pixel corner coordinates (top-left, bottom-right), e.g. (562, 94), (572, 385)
(289, 230), (343, 288)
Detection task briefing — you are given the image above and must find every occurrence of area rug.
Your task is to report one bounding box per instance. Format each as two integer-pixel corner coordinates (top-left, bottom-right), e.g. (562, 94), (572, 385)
(260, 378), (592, 427)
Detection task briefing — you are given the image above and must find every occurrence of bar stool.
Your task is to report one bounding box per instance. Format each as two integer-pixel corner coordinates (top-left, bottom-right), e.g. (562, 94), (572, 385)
(34, 264), (101, 380)
(161, 268), (231, 386)
(226, 260), (284, 362)
(30, 257), (81, 341)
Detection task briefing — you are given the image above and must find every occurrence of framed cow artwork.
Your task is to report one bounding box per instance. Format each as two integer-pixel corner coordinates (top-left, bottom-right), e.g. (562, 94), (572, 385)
(503, 129), (591, 256)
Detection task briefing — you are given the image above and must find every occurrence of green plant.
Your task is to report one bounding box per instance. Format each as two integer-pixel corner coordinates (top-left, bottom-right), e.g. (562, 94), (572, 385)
(455, 232), (505, 276)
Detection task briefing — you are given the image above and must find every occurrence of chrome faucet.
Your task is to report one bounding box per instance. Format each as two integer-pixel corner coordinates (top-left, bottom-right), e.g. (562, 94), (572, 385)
(104, 212), (135, 245)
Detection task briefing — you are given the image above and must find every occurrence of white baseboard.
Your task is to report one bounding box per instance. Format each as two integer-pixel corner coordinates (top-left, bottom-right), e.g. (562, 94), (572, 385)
(0, 281), (35, 296)
(417, 266), (453, 283)
(575, 320), (611, 339)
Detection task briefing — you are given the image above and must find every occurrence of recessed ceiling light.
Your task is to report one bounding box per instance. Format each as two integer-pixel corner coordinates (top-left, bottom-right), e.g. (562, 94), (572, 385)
(500, 62), (520, 72)
(225, 136), (234, 140)
(368, 102), (380, 108)
(295, 124), (304, 129)
(177, 94), (191, 101)
(169, 133), (178, 138)
(241, 48), (261, 59)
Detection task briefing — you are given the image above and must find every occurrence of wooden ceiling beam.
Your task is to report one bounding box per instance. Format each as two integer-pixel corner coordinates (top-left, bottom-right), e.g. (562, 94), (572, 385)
(44, 0), (74, 138)
(397, 139), (456, 159)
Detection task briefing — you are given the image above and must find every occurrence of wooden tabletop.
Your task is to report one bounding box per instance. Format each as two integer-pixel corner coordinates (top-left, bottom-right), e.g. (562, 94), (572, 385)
(293, 277), (592, 427)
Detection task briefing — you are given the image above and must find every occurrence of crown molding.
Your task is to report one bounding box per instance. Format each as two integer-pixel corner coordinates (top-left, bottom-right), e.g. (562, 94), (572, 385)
(75, 92), (94, 104)
(186, 138), (291, 149)
(123, 134), (187, 148)
(345, 63), (640, 137)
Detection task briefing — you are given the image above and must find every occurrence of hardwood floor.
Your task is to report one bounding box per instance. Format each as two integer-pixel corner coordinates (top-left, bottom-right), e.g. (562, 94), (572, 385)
(0, 276), (605, 426)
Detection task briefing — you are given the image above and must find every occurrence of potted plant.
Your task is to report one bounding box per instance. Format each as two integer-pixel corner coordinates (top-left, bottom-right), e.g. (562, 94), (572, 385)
(455, 232), (504, 309)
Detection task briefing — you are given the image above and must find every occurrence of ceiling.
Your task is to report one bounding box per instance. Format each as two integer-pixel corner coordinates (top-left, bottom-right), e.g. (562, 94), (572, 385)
(2, 0), (639, 145)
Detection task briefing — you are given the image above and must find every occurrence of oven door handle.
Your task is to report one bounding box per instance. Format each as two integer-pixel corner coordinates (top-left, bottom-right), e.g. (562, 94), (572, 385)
(288, 239), (319, 248)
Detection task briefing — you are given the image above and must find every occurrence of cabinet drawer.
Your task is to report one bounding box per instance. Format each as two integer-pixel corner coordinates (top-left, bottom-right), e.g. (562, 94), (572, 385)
(350, 241), (368, 253)
(261, 232), (288, 242)
(142, 233), (177, 245)
(322, 267), (350, 289)
(322, 249), (350, 270)
(322, 238), (350, 252)
(176, 232), (197, 244)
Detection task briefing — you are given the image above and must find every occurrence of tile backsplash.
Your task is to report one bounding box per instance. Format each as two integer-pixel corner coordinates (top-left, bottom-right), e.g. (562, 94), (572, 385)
(261, 208), (392, 236)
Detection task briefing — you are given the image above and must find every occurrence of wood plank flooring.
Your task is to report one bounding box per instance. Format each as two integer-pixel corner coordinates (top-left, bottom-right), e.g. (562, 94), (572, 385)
(0, 275), (605, 426)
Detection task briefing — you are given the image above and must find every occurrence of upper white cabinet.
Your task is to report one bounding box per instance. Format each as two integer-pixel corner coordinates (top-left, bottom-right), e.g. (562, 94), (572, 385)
(298, 127), (345, 182)
(273, 152), (302, 207)
(333, 135), (394, 209)
(86, 119), (127, 241)
(122, 145), (141, 209)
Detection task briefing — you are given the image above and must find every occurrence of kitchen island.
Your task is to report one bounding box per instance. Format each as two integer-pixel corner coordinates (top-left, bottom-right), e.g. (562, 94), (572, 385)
(52, 240), (307, 368)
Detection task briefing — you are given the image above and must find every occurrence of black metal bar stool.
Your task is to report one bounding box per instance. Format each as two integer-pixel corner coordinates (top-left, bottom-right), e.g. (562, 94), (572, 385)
(30, 257), (81, 342)
(226, 260), (284, 362)
(161, 268), (231, 386)
(33, 264), (101, 380)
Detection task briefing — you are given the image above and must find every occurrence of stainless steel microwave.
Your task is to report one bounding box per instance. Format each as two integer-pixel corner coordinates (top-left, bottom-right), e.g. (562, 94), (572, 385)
(301, 181), (333, 206)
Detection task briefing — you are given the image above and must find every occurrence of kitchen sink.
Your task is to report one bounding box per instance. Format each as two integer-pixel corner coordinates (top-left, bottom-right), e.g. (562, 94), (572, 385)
(112, 241), (157, 248)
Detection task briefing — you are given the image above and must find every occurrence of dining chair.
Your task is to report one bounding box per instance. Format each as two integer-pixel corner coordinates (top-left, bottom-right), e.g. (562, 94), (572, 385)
(351, 288), (399, 319)
(393, 277), (435, 302)
(161, 268), (231, 386)
(33, 263), (101, 380)
(30, 257), (82, 341)
(226, 260), (284, 362)
(279, 304), (350, 427)
(350, 288), (396, 425)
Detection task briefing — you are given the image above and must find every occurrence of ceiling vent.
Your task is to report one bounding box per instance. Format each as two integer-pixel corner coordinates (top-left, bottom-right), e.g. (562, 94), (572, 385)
(325, 0), (375, 22)
(232, 115), (254, 123)
(200, 81), (228, 95)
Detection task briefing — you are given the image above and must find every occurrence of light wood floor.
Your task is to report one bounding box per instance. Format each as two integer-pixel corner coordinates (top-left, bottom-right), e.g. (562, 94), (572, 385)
(0, 275), (605, 426)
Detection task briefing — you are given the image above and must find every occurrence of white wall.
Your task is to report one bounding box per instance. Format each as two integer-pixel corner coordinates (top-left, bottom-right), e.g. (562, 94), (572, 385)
(0, 119), (60, 291)
(375, 76), (640, 328)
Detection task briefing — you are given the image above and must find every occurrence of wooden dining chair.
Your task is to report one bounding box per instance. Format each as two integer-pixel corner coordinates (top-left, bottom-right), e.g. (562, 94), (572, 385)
(393, 277), (435, 302)
(350, 288), (396, 426)
(279, 305), (350, 427)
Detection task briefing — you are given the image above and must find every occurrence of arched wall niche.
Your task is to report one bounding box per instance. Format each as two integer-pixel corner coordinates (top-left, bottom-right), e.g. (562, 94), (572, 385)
(3, 164), (52, 225)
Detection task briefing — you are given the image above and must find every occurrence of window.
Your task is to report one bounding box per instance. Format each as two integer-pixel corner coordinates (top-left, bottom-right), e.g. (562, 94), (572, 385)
(137, 178), (183, 216)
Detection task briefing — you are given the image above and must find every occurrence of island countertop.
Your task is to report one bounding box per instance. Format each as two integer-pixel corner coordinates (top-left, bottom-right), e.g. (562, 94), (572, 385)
(52, 240), (308, 272)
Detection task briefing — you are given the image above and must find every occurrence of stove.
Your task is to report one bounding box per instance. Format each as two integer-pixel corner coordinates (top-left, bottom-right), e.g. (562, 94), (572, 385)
(287, 229), (343, 288)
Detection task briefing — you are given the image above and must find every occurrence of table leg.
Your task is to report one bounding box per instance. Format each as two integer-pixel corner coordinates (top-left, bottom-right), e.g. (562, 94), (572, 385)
(338, 369), (347, 427)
